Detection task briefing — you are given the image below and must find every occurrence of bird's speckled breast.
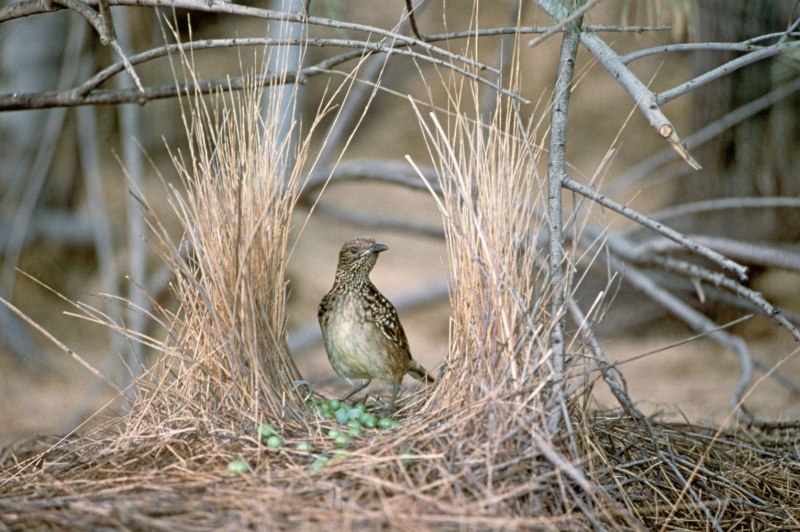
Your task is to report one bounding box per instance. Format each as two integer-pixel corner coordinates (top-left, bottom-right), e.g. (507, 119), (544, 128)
(321, 293), (406, 384)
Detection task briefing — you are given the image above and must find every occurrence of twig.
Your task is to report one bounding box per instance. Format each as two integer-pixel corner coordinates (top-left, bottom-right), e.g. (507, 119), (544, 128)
(646, 254), (800, 343)
(658, 40), (800, 105)
(603, 254), (783, 427)
(533, 0), (702, 170)
(643, 234), (800, 273)
(427, 24), (671, 43)
(647, 197), (800, 226)
(532, 432), (597, 497)
(311, 0), (427, 176)
(4, 0), (498, 76)
(563, 175), (749, 282)
(567, 296), (645, 420)
(480, 0), (526, 120)
(0, 209), (95, 249)
(75, 79), (125, 403)
(0, 294), (122, 394)
(303, 158), (441, 197)
(49, 0), (106, 40)
(597, 224), (800, 347)
(49, 0), (144, 93)
(115, 11), (147, 383)
(621, 42), (765, 64)
(0, 35), (528, 111)
(528, 0), (600, 48)
(404, 0), (425, 42)
(312, 202), (444, 238)
(610, 77), (800, 194)
(544, 12), (581, 436)
(96, 0), (115, 43)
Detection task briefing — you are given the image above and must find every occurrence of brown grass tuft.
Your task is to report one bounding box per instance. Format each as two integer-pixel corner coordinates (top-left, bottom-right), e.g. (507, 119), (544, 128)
(139, 69), (308, 424)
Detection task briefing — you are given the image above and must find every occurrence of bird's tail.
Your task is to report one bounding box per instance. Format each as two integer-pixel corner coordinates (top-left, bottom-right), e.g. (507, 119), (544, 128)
(408, 359), (436, 384)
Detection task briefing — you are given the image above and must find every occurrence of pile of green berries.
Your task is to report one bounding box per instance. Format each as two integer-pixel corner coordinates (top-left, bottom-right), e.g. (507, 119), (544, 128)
(226, 398), (400, 474)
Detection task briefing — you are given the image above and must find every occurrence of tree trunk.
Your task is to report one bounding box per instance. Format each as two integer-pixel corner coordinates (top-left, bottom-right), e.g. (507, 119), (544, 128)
(676, 0), (800, 241)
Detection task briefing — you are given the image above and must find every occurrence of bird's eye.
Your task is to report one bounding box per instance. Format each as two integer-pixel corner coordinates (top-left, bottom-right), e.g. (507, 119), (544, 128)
(349, 246), (359, 255)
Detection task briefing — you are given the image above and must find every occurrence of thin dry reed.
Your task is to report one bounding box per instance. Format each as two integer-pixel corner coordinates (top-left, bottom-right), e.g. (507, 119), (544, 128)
(415, 85), (552, 412)
(130, 52), (320, 432)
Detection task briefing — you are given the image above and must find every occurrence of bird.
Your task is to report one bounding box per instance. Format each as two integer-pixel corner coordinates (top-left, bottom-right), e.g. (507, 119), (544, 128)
(318, 237), (435, 404)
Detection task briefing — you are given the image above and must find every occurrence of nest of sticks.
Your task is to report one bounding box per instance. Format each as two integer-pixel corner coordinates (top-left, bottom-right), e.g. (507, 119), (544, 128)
(2, 404), (798, 529)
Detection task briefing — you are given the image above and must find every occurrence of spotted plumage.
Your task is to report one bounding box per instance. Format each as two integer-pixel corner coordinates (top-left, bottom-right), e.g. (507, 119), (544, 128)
(318, 237), (435, 402)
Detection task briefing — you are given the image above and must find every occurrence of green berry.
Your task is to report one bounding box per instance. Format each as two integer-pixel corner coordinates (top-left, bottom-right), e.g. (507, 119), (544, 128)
(310, 456), (329, 471)
(266, 435), (283, 448)
(355, 402), (367, 411)
(348, 427), (364, 437)
(401, 450), (417, 465)
(359, 412), (378, 428)
(334, 433), (350, 448)
(327, 429), (341, 438)
(328, 399), (341, 410)
(226, 460), (250, 475)
(296, 442), (312, 452)
(378, 417), (398, 429)
(334, 409), (350, 424)
(332, 449), (349, 460)
(347, 407), (363, 421)
(259, 423), (279, 438)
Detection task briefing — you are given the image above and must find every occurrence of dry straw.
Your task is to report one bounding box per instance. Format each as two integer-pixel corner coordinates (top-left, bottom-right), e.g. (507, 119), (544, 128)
(2, 30), (799, 532)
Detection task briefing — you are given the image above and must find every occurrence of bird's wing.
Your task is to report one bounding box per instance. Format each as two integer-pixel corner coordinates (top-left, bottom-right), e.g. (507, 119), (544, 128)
(364, 283), (412, 359)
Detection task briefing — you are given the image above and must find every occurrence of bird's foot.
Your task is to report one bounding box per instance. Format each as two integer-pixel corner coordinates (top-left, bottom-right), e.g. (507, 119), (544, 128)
(292, 380), (314, 401)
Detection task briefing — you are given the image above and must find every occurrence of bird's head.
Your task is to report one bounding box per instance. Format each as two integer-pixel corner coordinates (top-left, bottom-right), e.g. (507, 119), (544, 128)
(334, 237), (388, 285)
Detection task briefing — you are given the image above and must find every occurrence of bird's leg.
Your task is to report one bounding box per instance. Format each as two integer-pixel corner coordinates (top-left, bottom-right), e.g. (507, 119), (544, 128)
(388, 384), (401, 415)
(292, 380), (314, 401)
(340, 379), (370, 402)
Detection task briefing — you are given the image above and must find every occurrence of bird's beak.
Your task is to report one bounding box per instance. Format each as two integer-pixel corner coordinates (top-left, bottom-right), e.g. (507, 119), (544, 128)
(368, 242), (388, 255)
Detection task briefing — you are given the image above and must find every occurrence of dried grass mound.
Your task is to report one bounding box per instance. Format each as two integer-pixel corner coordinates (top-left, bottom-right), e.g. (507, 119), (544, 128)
(2, 49), (799, 531)
(579, 412), (800, 529)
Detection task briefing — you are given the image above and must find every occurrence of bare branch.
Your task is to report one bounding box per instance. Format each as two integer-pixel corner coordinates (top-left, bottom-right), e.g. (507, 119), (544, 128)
(303, 158), (440, 197)
(544, 13), (581, 435)
(2, 0), (498, 76)
(0, 36), (527, 111)
(568, 296), (645, 420)
(48, 0), (144, 92)
(647, 197), (800, 226)
(658, 40), (800, 105)
(621, 42), (765, 64)
(563, 175), (749, 282)
(611, 76), (800, 193)
(533, 0), (702, 170)
(312, 202), (444, 238)
(425, 24), (671, 44)
(605, 256), (759, 426)
(647, 254), (800, 343)
(644, 235), (800, 273)
(528, 0), (600, 48)
(404, 0), (425, 42)
(2, 19), (86, 292)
